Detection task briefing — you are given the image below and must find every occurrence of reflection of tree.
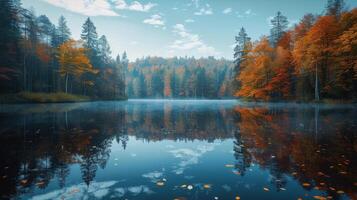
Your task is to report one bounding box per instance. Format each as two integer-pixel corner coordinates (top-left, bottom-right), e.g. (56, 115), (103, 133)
(0, 102), (237, 199)
(233, 105), (357, 199)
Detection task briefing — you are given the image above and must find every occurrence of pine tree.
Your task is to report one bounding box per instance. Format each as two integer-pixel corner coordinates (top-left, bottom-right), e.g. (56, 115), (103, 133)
(326, 0), (345, 17)
(270, 11), (288, 47)
(0, 0), (22, 92)
(57, 16), (71, 45)
(98, 35), (112, 65)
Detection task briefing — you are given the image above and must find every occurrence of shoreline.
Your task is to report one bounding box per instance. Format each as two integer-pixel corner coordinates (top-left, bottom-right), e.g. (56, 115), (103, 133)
(0, 92), (128, 104)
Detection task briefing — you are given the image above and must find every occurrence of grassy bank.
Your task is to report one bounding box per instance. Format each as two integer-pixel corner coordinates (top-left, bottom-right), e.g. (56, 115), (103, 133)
(0, 92), (90, 104)
(0, 92), (127, 104)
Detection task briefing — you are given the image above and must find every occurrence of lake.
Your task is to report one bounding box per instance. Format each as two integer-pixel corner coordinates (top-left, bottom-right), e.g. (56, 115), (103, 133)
(0, 100), (356, 200)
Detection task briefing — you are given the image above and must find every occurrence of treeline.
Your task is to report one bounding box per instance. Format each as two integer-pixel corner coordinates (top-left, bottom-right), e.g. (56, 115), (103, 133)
(126, 56), (234, 98)
(234, 0), (357, 101)
(0, 0), (126, 99)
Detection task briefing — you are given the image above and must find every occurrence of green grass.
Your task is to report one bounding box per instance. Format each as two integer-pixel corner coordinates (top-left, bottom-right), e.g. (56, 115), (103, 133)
(0, 92), (90, 104)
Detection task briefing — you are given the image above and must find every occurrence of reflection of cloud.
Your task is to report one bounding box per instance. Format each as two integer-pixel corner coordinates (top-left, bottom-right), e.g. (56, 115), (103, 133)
(30, 181), (118, 200)
(30, 181), (153, 200)
(169, 144), (216, 174)
(142, 171), (163, 183)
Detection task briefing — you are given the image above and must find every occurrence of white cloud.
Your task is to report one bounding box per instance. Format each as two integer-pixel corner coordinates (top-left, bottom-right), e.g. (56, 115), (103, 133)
(223, 8), (232, 14)
(143, 14), (165, 27)
(42, 0), (119, 16)
(194, 4), (213, 15)
(185, 19), (195, 23)
(114, 0), (156, 12)
(169, 24), (219, 57)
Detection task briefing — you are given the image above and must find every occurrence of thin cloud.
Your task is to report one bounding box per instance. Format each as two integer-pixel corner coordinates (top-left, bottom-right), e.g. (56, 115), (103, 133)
(194, 4), (213, 16)
(185, 19), (195, 23)
(223, 8), (232, 14)
(143, 14), (165, 27)
(114, 0), (156, 12)
(42, 0), (119, 16)
(170, 24), (219, 56)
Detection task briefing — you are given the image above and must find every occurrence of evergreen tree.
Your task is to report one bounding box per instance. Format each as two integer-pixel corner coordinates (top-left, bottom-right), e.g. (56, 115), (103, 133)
(57, 16), (71, 45)
(270, 11), (288, 47)
(326, 0), (345, 17)
(0, 0), (22, 92)
(233, 27), (250, 93)
(98, 35), (112, 65)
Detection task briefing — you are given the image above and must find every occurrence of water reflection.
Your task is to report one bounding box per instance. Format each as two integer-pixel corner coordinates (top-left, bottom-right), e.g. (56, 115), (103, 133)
(0, 100), (356, 199)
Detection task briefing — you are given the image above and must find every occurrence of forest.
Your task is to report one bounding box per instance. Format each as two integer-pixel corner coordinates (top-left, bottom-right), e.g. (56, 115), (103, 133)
(1, 0), (356, 102)
(0, 0), (126, 102)
(233, 0), (357, 102)
(126, 57), (234, 98)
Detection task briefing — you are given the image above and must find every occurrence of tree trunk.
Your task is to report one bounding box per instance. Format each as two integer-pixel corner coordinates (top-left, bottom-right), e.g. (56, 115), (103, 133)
(315, 63), (319, 101)
(65, 73), (69, 94)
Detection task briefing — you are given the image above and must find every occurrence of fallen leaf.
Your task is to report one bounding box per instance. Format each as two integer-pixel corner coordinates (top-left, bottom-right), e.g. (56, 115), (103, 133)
(156, 181), (165, 186)
(302, 183), (311, 187)
(263, 187), (270, 191)
(235, 196), (240, 200)
(180, 184), (187, 188)
(313, 196), (327, 200)
(203, 184), (211, 189)
(20, 180), (27, 184)
(337, 190), (344, 194)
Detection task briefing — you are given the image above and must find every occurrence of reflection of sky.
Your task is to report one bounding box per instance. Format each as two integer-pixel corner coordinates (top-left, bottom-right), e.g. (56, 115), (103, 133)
(24, 138), (331, 200)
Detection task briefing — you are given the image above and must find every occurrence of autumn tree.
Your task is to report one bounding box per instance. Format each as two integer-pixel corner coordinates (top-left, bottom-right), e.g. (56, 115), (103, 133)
(58, 40), (97, 93)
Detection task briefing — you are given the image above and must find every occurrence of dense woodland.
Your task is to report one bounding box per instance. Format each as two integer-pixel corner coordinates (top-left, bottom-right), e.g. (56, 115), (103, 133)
(0, 0), (126, 99)
(126, 57), (234, 98)
(233, 0), (357, 101)
(1, 0), (357, 101)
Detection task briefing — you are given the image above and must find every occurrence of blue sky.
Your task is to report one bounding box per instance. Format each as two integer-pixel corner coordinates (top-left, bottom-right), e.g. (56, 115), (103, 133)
(23, 0), (357, 61)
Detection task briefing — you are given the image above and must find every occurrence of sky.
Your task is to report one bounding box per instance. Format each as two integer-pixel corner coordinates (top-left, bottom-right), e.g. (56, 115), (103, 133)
(22, 0), (357, 61)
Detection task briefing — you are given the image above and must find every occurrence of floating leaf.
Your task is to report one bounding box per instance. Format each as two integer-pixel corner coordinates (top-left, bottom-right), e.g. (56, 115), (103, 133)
(280, 187), (286, 191)
(20, 179), (27, 184)
(225, 164), (234, 168)
(156, 181), (165, 186)
(180, 184), (187, 188)
(36, 181), (45, 186)
(337, 190), (344, 194)
(329, 187), (336, 191)
(302, 183), (311, 187)
(263, 187), (270, 191)
(313, 196), (327, 200)
(203, 184), (211, 189)
(235, 196), (240, 200)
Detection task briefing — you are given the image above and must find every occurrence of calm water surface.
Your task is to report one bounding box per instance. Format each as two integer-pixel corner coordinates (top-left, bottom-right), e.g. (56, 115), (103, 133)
(0, 100), (356, 200)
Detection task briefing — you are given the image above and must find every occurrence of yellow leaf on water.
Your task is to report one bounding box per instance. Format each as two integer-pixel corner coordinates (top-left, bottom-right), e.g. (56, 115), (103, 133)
(157, 181), (165, 186)
(302, 183), (311, 187)
(235, 196), (240, 200)
(313, 196), (327, 200)
(203, 184), (211, 189)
